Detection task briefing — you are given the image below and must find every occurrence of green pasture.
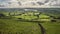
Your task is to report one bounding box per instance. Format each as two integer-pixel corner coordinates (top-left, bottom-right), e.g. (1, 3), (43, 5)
(0, 11), (60, 34)
(0, 19), (60, 34)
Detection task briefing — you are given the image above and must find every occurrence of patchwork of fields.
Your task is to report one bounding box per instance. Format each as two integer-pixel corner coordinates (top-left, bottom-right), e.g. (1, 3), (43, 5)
(0, 8), (60, 34)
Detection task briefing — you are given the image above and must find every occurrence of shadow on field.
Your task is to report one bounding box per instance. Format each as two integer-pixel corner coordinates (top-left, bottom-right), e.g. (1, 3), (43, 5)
(17, 18), (45, 23)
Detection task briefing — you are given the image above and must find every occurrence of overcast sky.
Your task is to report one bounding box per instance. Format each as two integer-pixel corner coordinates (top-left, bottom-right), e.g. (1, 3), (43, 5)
(0, 0), (60, 8)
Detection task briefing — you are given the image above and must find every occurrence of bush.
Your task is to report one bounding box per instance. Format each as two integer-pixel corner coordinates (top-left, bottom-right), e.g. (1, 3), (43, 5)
(18, 18), (22, 19)
(0, 14), (6, 18)
(51, 19), (56, 22)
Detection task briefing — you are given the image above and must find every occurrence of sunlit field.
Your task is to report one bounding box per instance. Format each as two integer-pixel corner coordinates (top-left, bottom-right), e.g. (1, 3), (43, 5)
(0, 8), (60, 34)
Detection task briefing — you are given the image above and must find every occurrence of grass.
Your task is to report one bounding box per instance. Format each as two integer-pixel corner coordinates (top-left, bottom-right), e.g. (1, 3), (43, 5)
(0, 11), (60, 34)
(0, 19), (41, 34)
(0, 19), (60, 34)
(41, 22), (60, 34)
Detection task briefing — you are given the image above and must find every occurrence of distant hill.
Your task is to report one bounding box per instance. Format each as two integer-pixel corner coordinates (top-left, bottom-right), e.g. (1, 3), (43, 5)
(0, 8), (60, 16)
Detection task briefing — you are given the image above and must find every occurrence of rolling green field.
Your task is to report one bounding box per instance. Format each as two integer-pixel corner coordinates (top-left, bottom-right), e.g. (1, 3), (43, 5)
(0, 19), (60, 34)
(0, 19), (41, 34)
(0, 9), (60, 34)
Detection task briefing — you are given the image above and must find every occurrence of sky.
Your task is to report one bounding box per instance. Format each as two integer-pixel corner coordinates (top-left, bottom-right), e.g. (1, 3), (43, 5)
(0, 0), (60, 8)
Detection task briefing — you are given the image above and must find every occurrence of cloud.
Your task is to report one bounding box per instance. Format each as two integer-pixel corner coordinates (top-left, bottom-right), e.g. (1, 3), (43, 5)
(44, 0), (60, 6)
(0, 0), (60, 8)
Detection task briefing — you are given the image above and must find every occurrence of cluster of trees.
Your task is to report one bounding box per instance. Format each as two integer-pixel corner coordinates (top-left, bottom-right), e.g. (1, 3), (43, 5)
(0, 14), (5, 18)
(50, 15), (60, 22)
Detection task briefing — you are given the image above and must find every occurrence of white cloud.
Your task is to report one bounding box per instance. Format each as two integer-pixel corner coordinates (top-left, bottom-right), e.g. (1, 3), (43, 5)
(0, 0), (60, 8)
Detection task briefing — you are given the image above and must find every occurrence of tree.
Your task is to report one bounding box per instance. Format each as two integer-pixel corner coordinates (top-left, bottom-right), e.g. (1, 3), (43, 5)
(9, 12), (11, 16)
(0, 14), (5, 18)
(51, 19), (56, 22)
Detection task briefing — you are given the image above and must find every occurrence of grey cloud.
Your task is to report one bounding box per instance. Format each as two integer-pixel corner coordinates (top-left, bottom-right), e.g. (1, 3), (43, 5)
(37, 2), (44, 5)
(44, 0), (49, 3)
(0, 0), (60, 8)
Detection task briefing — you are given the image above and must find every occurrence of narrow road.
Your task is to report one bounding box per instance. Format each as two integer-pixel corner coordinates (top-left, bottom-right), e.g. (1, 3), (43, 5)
(38, 23), (46, 34)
